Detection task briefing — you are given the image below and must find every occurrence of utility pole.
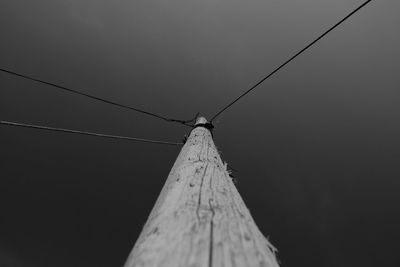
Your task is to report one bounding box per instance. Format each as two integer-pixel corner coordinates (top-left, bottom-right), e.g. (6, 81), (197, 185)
(124, 117), (279, 267)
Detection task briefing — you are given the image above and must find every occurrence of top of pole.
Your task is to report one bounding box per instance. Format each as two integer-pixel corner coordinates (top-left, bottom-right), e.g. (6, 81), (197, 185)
(193, 117), (214, 132)
(195, 116), (208, 125)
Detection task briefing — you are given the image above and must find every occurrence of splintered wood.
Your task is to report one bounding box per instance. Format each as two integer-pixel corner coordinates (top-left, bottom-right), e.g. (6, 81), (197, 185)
(124, 117), (279, 267)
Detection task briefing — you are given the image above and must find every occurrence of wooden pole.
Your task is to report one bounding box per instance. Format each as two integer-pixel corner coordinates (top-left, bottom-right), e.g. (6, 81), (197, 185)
(124, 117), (279, 267)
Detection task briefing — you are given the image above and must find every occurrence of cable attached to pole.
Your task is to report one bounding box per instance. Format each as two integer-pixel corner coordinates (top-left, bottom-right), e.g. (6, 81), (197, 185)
(210, 0), (373, 122)
(0, 120), (183, 146)
(0, 68), (196, 128)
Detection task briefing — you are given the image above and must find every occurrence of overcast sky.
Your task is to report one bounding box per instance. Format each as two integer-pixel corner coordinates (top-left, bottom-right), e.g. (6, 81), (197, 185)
(1, 0), (399, 266)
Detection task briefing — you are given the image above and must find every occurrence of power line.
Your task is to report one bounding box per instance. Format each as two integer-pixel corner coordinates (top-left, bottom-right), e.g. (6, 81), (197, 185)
(0, 120), (183, 146)
(0, 68), (196, 127)
(210, 0), (373, 122)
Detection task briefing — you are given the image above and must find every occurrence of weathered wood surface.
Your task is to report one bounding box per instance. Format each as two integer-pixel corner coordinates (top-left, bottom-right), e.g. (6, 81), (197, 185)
(124, 117), (279, 267)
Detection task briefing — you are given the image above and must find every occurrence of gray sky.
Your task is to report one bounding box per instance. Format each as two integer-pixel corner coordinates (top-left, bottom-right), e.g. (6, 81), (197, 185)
(1, 0), (399, 266)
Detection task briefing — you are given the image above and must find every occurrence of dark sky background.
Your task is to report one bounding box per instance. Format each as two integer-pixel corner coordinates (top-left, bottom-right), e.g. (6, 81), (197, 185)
(1, 0), (399, 266)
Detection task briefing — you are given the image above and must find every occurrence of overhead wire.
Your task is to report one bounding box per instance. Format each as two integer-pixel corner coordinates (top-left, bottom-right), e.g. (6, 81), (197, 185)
(0, 120), (183, 146)
(210, 0), (373, 122)
(0, 68), (197, 127)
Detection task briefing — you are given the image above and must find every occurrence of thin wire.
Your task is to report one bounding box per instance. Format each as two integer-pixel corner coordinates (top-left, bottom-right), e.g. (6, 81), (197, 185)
(210, 0), (373, 122)
(0, 68), (195, 128)
(0, 120), (183, 146)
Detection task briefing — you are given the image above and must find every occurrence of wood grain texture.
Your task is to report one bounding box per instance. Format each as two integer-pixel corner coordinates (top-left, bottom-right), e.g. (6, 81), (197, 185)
(124, 117), (279, 267)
